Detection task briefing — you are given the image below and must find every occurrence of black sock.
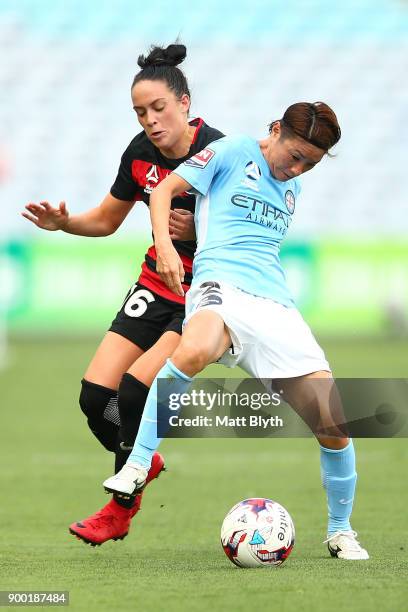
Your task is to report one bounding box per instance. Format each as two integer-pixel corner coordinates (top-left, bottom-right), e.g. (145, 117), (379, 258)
(113, 373), (150, 509)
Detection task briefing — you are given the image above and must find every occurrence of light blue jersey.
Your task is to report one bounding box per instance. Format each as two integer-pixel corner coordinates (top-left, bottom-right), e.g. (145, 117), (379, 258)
(174, 135), (301, 307)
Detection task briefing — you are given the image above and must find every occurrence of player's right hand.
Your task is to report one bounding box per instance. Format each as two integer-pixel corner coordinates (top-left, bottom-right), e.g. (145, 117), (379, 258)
(21, 201), (69, 231)
(156, 242), (185, 297)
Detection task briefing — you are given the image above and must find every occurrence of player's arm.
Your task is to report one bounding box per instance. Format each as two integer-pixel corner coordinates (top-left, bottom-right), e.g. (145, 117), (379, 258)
(22, 193), (135, 237)
(150, 173), (193, 297)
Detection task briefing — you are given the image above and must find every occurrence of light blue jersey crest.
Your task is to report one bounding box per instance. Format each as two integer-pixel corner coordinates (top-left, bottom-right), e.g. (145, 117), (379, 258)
(174, 135), (301, 306)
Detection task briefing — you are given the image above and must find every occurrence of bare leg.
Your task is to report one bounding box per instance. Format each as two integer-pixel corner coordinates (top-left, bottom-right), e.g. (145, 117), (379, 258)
(275, 370), (349, 449)
(171, 310), (232, 377)
(84, 331), (145, 389)
(127, 330), (181, 386)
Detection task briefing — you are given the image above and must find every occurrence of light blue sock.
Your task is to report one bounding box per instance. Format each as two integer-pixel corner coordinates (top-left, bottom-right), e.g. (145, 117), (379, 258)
(320, 440), (357, 535)
(127, 359), (193, 468)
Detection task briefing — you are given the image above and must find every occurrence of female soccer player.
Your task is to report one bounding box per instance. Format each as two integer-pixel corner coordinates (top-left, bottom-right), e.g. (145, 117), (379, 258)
(21, 43), (224, 546)
(104, 101), (369, 560)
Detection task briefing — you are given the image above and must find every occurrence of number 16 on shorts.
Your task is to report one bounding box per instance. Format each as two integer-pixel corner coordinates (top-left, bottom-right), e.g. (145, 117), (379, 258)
(121, 284), (155, 318)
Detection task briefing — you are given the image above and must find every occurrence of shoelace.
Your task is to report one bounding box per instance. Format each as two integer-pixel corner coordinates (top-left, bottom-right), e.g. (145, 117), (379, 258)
(323, 530), (362, 551)
(86, 512), (122, 530)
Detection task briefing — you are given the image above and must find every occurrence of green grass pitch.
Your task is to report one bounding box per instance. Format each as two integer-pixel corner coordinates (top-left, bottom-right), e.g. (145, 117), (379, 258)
(1, 337), (407, 611)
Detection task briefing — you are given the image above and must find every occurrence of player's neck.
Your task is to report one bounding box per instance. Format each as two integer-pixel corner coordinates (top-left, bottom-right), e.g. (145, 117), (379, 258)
(258, 138), (274, 173)
(258, 138), (270, 155)
(158, 125), (196, 159)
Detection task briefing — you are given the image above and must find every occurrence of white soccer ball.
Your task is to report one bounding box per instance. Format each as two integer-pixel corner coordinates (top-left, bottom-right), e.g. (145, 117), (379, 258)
(221, 498), (295, 568)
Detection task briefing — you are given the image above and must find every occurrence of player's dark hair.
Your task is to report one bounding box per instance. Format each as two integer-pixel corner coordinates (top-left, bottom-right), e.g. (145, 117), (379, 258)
(269, 102), (341, 153)
(132, 43), (191, 100)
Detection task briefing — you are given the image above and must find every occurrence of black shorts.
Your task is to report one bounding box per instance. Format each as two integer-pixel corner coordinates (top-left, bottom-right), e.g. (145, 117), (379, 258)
(109, 282), (185, 351)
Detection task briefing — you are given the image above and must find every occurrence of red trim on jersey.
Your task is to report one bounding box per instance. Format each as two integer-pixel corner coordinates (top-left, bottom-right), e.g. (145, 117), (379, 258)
(137, 245), (193, 305)
(131, 160), (171, 191)
(145, 245), (193, 275)
(190, 118), (204, 145)
(138, 265), (188, 304)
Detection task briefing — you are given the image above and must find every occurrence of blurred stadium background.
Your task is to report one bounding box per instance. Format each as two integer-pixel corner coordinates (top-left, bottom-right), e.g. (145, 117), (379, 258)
(1, 0), (408, 348)
(1, 3), (408, 610)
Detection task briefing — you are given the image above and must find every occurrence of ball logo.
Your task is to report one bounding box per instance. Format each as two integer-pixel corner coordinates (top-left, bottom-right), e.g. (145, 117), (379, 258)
(146, 164), (159, 186)
(132, 160), (171, 194)
(285, 190), (295, 214)
(245, 161), (262, 181)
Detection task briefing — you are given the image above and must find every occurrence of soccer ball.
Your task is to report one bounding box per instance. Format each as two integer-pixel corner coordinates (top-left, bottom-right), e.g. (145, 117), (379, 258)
(221, 498), (295, 568)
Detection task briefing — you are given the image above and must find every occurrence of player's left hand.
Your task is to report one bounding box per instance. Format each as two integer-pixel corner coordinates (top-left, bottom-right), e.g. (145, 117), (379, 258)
(156, 242), (185, 297)
(169, 208), (196, 241)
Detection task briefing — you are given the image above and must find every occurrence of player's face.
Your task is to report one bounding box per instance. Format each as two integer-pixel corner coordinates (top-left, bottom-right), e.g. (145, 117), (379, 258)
(131, 80), (190, 154)
(265, 122), (326, 182)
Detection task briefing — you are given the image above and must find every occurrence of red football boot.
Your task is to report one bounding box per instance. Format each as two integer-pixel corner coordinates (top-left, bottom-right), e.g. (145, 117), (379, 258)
(69, 452), (165, 546)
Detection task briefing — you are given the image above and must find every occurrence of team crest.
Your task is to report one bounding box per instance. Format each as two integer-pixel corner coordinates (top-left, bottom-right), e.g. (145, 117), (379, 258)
(284, 190), (295, 214)
(184, 148), (215, 169)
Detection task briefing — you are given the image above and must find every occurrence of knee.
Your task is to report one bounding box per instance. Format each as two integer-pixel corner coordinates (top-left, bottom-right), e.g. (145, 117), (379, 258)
(79, 379), (117, 419)
(172, 339), (211, 375)
(79, 379), (119, 451)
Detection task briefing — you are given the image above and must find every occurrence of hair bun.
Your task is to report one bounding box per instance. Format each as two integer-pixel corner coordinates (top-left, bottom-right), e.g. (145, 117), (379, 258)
(137, 44), (187, 69)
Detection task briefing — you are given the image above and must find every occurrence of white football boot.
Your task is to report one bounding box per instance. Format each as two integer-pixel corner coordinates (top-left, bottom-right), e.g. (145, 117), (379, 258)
(324, 530), (369, 560)
(103, 464), (148, 500)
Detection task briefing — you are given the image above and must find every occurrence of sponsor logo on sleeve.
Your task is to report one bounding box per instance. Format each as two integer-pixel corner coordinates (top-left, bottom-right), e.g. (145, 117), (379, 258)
(184, 148), (215, 169)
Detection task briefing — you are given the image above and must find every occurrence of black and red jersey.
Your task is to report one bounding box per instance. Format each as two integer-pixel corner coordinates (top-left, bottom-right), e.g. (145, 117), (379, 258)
(110, 118), (224, 303)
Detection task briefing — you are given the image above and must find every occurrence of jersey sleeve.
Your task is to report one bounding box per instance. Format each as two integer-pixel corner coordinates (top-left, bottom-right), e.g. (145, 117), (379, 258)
(110, 147), (140, 202)
(173, 137), (230, 196)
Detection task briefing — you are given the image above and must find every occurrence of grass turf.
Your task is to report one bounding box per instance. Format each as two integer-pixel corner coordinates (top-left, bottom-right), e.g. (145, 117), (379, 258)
(1, 337), (407, 611)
